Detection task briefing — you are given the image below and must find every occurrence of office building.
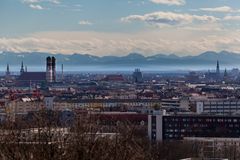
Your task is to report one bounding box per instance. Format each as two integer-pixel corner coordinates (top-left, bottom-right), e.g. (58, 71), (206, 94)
(196, 99), (240, 115)
(148, 112), (240, 141)
(133, 68), (143, 83)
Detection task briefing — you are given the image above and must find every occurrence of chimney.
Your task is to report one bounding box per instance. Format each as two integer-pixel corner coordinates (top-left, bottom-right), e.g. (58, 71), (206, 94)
(61, 64), (64, 81)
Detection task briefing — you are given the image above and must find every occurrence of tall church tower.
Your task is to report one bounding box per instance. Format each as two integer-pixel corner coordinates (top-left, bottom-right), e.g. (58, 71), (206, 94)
(20, 61), (25, 75)
(6, 64), (10, 76)
(224, 68), (228, 82)
(216, 60), (220, 75)
(52, 57), (56, 82)
(46, 57), (56, 83)
(46, 57), (53, 83)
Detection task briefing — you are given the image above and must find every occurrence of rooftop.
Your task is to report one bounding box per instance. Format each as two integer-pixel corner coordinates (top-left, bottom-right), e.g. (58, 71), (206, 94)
(18, 72), (46, 82)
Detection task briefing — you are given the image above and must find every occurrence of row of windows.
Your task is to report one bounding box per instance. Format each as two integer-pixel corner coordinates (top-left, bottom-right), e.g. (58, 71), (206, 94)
(164, 117), (240, 123)
(164, 134), (182, 138)
(56, 102), (156, 106)
(204, 106), (240, 109)
(165, 124), (240, 130)
(165, 123), (240, 128)
(165, 124), (210, 128)
(204, 102), (240, 105)
(163, 134), (240, 139)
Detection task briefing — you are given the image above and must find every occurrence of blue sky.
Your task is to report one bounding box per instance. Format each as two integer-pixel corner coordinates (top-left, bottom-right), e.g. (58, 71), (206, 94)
(1, 0), (240, 56)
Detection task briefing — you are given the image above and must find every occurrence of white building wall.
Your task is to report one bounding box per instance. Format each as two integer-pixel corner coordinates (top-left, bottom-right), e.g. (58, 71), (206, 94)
(196, 102), (204, 114)
(148, 111), (165, 141)
(44, 97), (54, 110)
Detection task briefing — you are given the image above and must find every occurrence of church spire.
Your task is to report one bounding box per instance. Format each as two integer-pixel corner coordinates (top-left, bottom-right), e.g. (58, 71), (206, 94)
(216, 60), (220, 75)
(224, 68), (227, 77)
(6, 64), (10, 76)
(20, 61), (25, 75)
(224, 68), (228, 82)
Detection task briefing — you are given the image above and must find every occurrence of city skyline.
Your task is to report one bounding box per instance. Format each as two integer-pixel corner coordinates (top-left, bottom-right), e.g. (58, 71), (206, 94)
(1, 0), (240, 56)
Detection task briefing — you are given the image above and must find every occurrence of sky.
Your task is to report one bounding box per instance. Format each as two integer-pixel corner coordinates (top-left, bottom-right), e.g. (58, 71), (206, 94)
(1, 0), (240, 56)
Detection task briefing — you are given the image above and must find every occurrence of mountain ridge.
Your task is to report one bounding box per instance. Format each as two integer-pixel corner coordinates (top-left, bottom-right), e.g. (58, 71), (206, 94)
(0, 51), (240, 66)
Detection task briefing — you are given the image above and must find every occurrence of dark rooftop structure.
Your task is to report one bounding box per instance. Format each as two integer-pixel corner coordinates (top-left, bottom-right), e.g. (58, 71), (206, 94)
(103, 74), (125, 82)
(18, 72), (46, 83)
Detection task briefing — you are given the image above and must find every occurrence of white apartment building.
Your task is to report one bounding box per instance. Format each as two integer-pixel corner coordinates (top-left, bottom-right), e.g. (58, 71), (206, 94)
(161, 98), (190, 109)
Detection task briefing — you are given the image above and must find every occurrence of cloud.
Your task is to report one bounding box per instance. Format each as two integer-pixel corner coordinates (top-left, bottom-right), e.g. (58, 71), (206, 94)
(182, 23), (223, 31)
(23, 0), (60, 4)
(23, 0), (40, 3)
(29, 4), (44, 10)
(150, 0), (185, 6)
(48, 0), (60, 4)
(74, 4), (82, 7)
(224, 16), (240, 21)
(78, 20), (93, 25)
(199, 6), (235, 13)
(121, 12), (218, 26)
(22, 0), (60, 9)
(0, 28), (239, 56)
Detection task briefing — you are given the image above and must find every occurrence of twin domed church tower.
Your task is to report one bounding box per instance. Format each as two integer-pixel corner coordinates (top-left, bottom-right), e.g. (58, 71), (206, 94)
(46, 56), (56, 83)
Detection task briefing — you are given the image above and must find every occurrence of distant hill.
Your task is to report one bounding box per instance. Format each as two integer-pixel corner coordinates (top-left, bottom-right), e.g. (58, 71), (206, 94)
(1, 51), (240, 67)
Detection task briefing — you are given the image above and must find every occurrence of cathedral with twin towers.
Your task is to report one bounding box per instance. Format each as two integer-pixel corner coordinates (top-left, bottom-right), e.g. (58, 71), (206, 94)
(6, 57), (58, 85)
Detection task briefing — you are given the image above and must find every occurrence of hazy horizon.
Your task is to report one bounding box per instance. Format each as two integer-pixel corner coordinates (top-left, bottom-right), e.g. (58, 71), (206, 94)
(1, 64), (238, 73)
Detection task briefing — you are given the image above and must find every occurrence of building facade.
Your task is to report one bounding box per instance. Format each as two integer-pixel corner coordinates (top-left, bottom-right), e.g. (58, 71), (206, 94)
(6, 98), (45, 122)
(196, 99), (240, 115)
(161, 98), (190, 109)
(148, 113), (240, 141)
(132, 68), (143, 83)
(53, 98), (162, 111)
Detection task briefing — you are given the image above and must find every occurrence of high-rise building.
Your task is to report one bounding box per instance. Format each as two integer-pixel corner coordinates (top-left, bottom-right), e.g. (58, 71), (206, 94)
(148, 112), (240, 141)
(132, 68), (143, 83)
